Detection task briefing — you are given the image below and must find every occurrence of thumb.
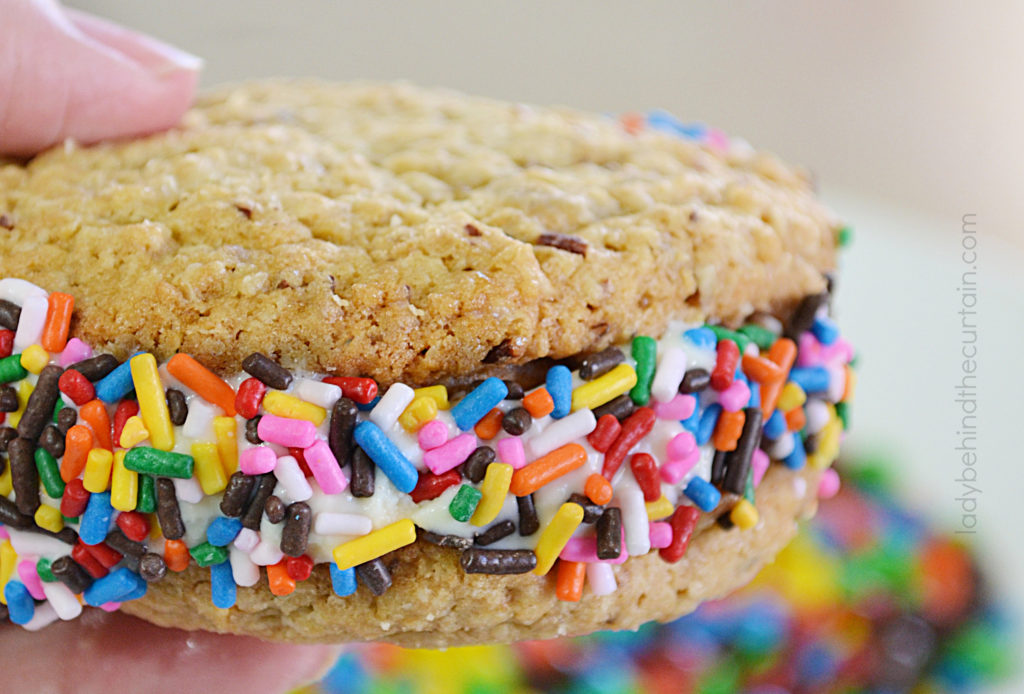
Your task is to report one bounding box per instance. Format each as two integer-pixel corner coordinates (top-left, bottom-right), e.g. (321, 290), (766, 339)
(0, 0), (201, 157)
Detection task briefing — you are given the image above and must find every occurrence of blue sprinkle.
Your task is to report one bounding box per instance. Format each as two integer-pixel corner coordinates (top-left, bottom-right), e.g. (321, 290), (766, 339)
(451, 376), (508, 430)
(783, 433), (807, 469)
(696, 403), (722, 446)
(684, 477), (721, 512)
(330, 564), (357, 597)
(811, 316), (839, 346)
(545, 366), (572, 419)
(210, 561), (236, 609)
(789, 367), (830, 393)
(682, 327), (716, 352)
(355, 395), (381, 412)
(645, 110), (707, 140)
(94, 353), (141, 403)
(120, 578), (148, 602)
(763, 410), (787, 440)
(353, 421), (418, 493)
(747, 380), (761, 408)
(4, 581), (34, 625)
(681, 403), (702, 434)
(83, 567), (146, 606)
(207, 516), (243, 547)
(79, 491), (113, 545)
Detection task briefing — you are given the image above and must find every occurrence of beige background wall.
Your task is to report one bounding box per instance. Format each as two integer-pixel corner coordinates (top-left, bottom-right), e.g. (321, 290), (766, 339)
(67, 0), (1022, 249)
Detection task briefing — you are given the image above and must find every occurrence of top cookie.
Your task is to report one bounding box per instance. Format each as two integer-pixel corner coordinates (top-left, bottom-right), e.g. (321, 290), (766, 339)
(0, 81), (837, 385)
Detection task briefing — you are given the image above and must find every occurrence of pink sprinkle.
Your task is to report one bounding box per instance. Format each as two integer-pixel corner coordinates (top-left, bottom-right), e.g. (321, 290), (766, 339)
(99, 602), (121, 612)
(496, 437), (526, 469)
(586, 562), (617, 596)
(58, 338), (92, 367)
(653, 394), (697, 420)
(665, 431), (696, 459)
(660, 447), (700, 484)
(304, 439), (349, 494)
(17, 561), (46, 600)
(718, 379), (750, 412)
(752, 449), (770, 487)
(818, 468), (841, 499)
(705, 127), (730, 151)
(257, 414), (317, 448)
(417, 419), (448, 451)
(423, 433), (477, 475)
(649, 521), (672, 549)
(797, 332), (823, 367)
(560, 532), (628, 565)
(0, 527), (9, 540)
(239, 446), (277, 475)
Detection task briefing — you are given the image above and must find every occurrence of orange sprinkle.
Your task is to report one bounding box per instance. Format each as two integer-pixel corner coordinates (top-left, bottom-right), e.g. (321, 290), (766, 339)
(267, 560), (296, 596)
(164, 539), (189, 573)
(60, 425), (94, 482)
(741, 355), (784, 384)
(40, 292), (74, 353)
(510, 443), (587, 497)
(522, 387), (554, 418)
(711, 409), (745, 452)
(79, 400), (113, 451)
(473, 407), (503, 440)
(620, 112), (645, 135)
(842, 364), (857, 402)
(784, 406), (806, 432)
(167, 354), (237, 416)
(759, 379), (784, 419)
(555, 560), (586, 602)
(584, 473), (613, 506)
(767, 338), (797, 372)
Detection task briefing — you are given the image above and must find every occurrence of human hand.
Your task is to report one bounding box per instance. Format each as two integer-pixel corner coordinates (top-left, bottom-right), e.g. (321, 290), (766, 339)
(0, 0), (200, 157)
(1, 609), (339, 693)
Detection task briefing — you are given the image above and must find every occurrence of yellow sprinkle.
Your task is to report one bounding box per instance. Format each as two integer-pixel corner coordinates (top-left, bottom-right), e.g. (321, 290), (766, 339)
(533, 502), (584, 576)
(19, 344), (49, 374)
(34, 504), (64, 533)
(776, 382), (807, 412)
(808, 411), (842, 470)
(263, 391), (326, 426)
(842, 366), (857, 403)
(0, 460), (11, 497)
(333, 519), (416, 571)
(0, 540), (17, 605)
(148, 514), (163, 541)
(470, 462), (513, 527)
(8, 379), (32, 428)
(571, 363), (637, 412)
(213, 417), (238, 475)
(192, 442), (227, 495)
(645, 495), (674, 521)
(118, 415), (150, 448)
(414, 385), (449, 410)
(398, 395), (438, 433)
(83, 448), (114, 493)
(130, 353), (174, 451)
(110, 450), (138, 512)
(730, 499), (759, 529)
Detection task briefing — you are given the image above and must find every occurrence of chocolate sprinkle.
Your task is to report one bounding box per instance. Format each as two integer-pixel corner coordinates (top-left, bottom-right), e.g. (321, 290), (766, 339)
(460, 548), (537, 574)
(349, 446), (375, 498)
(355, 558), (392, 596)
(516, 494), (540, 536)
(165, 388), (189, 426)
(596, 507), (623, 560)
(474, 520), (516, 546)
(220, 471), (255, 518)
(419, 529), (473, 551)
(69, 354), (119, 382)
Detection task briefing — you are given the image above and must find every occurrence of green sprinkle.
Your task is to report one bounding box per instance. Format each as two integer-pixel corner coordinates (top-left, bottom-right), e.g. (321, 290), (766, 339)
(36, 557), (55, 583)
(34, 447), (65, 498)
(190, 541), (228, 568)
(62, 515), (79, 524)
(837, 225), (853, 247)
(137, 474), (157, 513)
(707, 325), (751, 354)
(836, 401), (851, 430)
(629, 335), (657, 405)
(448, 484), (482, 522)
(743, 467), (756, 506)
(738, 324), (777, 351)
(124, 446), (194, 479)
(52, 398), (64, 422)
(0, 354), (28, 383)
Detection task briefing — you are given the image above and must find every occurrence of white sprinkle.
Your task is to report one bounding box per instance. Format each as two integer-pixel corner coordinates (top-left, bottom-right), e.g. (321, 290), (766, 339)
(527, 408), (596, 459)
(369, 383), (415, 430)
(233, 528), (260, 553)
(21, 602), (59, 632)
(586, 561), (618, 596)
(182, 398), (217, 440)
(42, 581), (83, 621)
(0, 278), (47, 305)
(767, 432), (796, 459)
(13, 294), (47, 351)
(650, 346), (687, 403)
(273, 455), (313, 503)
(250, 539), (284, 566)
(805, 399), (830, 434)
(314, 512), (373, 537)
(230, 546), (261, 587)
(173, 476), (204, 504)
(618, 477), (651, 557)
(294, 379), (342, 409)
(6, 528), (69, 557)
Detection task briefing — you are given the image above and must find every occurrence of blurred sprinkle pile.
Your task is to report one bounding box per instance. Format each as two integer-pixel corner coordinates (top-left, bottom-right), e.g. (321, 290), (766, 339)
(304, 459), (1016, 694)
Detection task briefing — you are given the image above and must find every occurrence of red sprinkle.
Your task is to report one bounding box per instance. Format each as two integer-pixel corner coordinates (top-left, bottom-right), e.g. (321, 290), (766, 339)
(322, 376), (378, 405)
(60, 478), (90, 518)
(83, 541), (123, 569)
(287, 447), (313, 477)
(116, 511), (150, 542)
(235, 377), (267, 419)
(629, 453), (661, 502)
(285, 554), (314, 582)
(710, 339), (740, 391)
(0, 330), (13, 359)
(587, 414), (621, 453)
(72, 542), (109, 578)
(410, 470), (462, 503)
(58, 369), (95, 406)
(602, 407), (655, 480)
(112, 400), (140, 448)
(660, 505), (700, 563)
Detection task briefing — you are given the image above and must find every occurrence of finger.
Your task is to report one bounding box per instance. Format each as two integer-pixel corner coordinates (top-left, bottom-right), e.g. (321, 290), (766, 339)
(0, 610), (339, 694)
(0, 0), (201, 157)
